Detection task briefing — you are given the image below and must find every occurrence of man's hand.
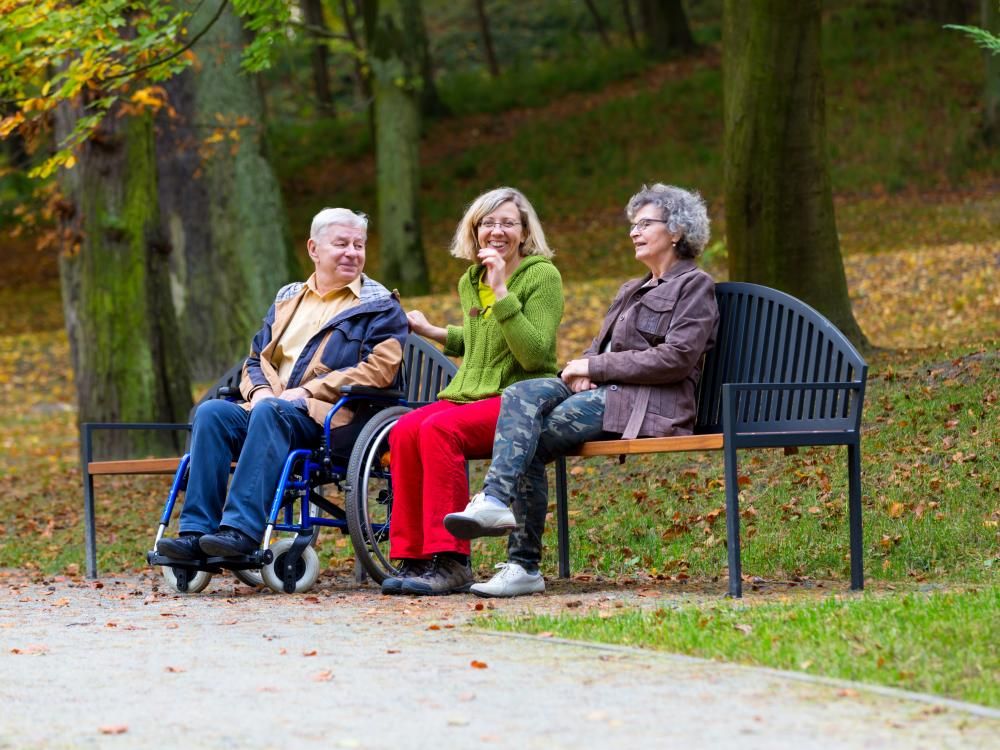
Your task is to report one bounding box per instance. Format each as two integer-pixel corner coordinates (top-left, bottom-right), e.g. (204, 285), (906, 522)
(407, 310), (448, 343)
(278, 387), (309, 403)
(249, 388), (275, 409)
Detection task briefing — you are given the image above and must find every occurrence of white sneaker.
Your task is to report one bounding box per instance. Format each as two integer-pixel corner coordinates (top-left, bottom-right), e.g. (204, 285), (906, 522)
(470, 562), (545, 598)
(444, 492), (517, 539)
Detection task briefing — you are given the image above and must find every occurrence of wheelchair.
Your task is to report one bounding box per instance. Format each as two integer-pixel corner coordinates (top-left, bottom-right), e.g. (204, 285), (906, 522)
(147, 336), (457, 595)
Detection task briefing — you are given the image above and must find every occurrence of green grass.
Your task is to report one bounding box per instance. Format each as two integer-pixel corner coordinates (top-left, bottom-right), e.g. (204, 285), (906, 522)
(480, 585), (1000, 708)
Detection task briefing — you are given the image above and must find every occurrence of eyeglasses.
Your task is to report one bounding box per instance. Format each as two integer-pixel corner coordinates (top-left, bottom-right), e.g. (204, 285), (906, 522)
(629, 218), (669, 233)
(480, 219), (522, 230)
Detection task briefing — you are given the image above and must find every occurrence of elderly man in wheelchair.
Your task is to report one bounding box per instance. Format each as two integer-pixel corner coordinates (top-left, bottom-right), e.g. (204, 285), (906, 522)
(151, 207), (408, 593)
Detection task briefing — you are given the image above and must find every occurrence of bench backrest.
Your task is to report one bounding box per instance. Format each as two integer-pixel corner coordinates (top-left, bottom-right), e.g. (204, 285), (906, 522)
(402, 335), (458, 407)
(695, 282), (868, 435)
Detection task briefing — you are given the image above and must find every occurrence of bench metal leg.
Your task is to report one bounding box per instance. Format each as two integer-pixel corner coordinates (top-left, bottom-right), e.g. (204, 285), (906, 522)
(81, 424), (98, 579)
(555, 457), (570, 578)
(723, 441), (742, 598)
(847, 442), (864, 591)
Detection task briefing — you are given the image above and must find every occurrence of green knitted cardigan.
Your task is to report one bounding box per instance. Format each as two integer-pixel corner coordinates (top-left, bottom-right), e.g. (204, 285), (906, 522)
(438, 255), (564, 403)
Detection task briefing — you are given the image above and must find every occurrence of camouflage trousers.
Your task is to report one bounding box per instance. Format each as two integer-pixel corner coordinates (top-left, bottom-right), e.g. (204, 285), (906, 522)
(482, 378), (610, 572)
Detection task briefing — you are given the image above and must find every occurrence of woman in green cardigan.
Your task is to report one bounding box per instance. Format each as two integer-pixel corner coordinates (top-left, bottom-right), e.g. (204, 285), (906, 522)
(384, 187), (564, 596)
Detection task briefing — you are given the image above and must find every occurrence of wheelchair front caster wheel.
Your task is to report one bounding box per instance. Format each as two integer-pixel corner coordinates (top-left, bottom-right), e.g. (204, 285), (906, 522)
(161, 566), (212, 594)
(261, 538), (320, 594)
(232, 568), (264, 588)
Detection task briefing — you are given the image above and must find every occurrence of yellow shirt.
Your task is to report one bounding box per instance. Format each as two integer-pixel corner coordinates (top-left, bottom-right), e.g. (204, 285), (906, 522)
(477, 269), (496, 319)
(274, 274), (363, 386)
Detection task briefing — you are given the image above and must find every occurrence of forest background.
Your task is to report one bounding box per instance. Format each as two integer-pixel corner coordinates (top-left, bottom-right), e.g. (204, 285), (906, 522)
(0, 0), (998, 708)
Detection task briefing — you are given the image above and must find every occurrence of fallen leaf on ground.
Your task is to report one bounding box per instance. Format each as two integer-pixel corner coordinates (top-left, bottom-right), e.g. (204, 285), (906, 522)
(98, 725), (128, 735)
(302, 649), (317, 656)
(312, 670), (334, 682)
(164, 666), (186, 673)
(470, 660), (488, 669)
(733, 623), (753, 635)
(11, 644), (49, 655)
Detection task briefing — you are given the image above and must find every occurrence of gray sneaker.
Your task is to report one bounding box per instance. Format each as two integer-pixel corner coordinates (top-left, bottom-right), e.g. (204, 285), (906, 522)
(400, 555), (473, 595)
(470, 562), (545, 598)
(443, 492), (517, 539)
(381, 559), (432, 595)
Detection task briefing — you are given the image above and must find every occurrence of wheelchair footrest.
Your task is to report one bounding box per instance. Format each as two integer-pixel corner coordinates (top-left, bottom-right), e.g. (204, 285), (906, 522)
(148, 550), (268, 571)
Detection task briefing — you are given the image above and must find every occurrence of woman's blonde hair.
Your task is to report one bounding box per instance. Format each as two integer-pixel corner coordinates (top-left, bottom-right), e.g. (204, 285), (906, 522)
(449, 187), (554, 261)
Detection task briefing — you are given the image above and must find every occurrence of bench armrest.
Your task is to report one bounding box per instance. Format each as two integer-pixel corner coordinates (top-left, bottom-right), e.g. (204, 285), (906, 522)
(721, 381), (866, 440)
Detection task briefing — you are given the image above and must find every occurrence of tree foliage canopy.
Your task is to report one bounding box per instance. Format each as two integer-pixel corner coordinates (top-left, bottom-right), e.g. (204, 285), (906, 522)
(0, 0), (289, 179)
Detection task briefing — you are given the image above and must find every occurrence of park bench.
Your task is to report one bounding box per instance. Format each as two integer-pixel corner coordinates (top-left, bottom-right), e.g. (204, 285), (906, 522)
(552, 282), (868, 598)
(82, 282), (867, 598)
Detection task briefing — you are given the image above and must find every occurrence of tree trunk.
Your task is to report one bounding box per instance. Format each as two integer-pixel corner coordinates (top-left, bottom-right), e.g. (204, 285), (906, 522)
(622, 0), (639, 48)
(56, 105), (192, 458)
(368, 0), (429, 294)
(723, 0), (868, 349)
(641, 0), (697, 59)
(982, 0), (1000, 145)
(584, 0), (612, 48)
(301, 0), (336, 114)
(156, 0), (294, 382)
(474, 0), (501, 77)
(402, 0), (449, 118)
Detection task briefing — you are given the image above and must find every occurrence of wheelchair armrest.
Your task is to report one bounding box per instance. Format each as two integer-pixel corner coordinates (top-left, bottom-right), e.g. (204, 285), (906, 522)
(339, 385), (405, 400)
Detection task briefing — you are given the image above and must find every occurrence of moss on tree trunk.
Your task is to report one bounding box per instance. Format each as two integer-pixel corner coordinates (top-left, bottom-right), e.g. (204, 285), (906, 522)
(58, 111), (192, 458)
(723, 0), (868, 349)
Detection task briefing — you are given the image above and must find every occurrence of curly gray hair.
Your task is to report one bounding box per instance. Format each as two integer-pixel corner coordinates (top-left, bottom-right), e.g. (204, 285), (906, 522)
(626, 184), (710, 259)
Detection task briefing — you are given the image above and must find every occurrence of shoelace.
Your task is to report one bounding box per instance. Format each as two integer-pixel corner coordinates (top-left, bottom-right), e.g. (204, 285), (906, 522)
(492, 562), (519, 582)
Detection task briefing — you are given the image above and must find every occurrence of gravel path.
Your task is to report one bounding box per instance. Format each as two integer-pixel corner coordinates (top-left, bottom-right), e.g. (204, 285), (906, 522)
(2, 573), (997, 750)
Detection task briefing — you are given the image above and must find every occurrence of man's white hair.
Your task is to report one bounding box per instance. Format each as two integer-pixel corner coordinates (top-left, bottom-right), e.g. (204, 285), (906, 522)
(311, 208), (368, 239)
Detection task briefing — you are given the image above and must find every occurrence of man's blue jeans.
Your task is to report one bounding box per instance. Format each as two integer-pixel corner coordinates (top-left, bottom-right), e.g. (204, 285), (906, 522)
(178, 398), (322, 542)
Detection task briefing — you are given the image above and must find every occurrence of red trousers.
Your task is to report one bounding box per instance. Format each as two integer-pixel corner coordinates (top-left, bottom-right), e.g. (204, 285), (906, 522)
(388, 397), (502, 558)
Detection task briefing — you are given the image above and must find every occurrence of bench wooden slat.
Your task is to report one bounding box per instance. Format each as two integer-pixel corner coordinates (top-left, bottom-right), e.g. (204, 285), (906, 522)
(88, 458), (183, 475)
(87, 459), (239, 475)
(569, 433), (724, 457)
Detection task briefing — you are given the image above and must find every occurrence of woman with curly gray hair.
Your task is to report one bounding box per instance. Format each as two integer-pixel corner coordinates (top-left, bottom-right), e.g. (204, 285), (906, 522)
(444, 183), (719, 597)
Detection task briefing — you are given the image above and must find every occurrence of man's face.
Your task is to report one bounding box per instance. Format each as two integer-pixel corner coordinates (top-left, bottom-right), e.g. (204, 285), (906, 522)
(308, 224), (366, 286)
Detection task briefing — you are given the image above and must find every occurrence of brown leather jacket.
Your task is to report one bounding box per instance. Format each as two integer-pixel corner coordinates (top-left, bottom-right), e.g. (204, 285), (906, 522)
(584, 260), (718, 438)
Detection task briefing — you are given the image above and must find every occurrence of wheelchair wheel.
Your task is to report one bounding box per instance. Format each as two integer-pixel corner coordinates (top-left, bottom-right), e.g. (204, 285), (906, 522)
(261, 537), (321, 594)
(345, 405), (410, 583)
(232, 568), (263, 588)
(161, 566), (212, 594)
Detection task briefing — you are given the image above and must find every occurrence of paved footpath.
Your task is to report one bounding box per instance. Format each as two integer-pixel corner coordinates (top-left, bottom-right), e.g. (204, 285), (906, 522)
(1, 573), (997, 750)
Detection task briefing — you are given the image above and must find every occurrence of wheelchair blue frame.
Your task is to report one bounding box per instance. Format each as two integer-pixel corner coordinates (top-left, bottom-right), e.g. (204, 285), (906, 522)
(148, 387), (406, 592)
